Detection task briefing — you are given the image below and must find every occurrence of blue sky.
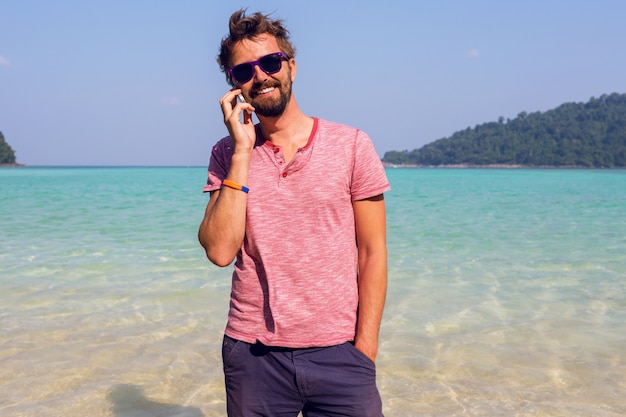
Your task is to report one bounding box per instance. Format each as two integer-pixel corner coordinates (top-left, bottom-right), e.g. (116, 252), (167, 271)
(1, 0), (625, 165)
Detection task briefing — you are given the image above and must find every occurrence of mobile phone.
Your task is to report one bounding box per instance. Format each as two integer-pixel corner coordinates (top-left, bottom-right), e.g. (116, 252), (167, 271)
(237, 93), (246, 103)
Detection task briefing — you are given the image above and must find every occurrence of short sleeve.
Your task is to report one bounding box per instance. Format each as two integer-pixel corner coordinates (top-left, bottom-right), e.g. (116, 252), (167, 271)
(203, 137), (233, 193)
(350, 130), (391, 201)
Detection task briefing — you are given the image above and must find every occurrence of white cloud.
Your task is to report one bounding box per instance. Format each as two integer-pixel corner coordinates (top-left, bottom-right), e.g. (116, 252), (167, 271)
(0, 55), (11, 67)
(161, 96), (181, 106)
(466, 48), (480, 59)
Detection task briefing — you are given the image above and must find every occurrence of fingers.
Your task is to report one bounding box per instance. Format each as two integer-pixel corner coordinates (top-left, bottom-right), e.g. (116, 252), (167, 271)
(219, 89), (238, 122)
(220, 89), (254, 124)
(242, 106), (253, 125)
(219, 89), (239, 111)
(219, 89), (256, 150)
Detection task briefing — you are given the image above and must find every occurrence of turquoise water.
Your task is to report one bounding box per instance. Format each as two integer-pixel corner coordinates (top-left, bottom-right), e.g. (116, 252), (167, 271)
(1, 167), (625, 416)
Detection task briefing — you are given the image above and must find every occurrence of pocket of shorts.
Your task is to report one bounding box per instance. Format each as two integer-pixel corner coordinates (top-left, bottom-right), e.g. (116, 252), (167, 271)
(345, 342), (376, 369)
(222, 335), (245, 364)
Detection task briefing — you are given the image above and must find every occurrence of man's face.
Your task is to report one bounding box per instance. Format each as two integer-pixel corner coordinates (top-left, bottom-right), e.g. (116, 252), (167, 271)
(230, 34), (294, 117)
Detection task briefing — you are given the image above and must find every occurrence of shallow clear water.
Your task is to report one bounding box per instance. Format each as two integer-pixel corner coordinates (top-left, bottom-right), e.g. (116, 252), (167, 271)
(1, 167), (625, 416)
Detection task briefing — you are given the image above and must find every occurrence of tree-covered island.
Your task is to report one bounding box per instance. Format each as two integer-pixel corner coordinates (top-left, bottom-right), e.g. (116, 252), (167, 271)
(0, 131), (19, 165)
(383, 93), (626, 167)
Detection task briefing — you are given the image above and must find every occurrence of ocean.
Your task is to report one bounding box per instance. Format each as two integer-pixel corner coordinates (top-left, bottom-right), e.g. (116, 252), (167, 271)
(1, 166), (625, 416)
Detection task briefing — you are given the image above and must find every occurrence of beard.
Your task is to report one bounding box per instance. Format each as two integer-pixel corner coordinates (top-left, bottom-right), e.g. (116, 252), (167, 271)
(250, 75), (293, 118)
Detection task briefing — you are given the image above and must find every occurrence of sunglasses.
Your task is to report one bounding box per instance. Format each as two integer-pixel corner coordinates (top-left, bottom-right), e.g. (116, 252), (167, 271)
(228, 52), (289, 84)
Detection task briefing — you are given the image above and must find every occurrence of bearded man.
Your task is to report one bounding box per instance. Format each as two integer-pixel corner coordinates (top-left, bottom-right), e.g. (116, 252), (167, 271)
(199, 9), (390, 417)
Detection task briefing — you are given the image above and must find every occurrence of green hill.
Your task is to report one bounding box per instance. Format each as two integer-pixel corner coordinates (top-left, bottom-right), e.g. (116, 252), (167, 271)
(0, 131), (17, 164)
(383, 93), (626, 167)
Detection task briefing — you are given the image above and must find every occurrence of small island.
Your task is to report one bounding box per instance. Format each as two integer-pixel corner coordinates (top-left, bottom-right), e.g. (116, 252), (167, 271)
(0, 130), (21, 166)
(383, 93), (626, 168)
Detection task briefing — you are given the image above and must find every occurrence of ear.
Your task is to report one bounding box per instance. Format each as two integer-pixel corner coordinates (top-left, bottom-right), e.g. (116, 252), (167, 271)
(288, 58), (296, 82)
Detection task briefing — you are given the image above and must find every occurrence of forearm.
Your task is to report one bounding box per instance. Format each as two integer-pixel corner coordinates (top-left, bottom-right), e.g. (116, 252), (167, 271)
(354, 247), (388, 362)
(352, 195), (388, 363)
(198, 151), (251, 266)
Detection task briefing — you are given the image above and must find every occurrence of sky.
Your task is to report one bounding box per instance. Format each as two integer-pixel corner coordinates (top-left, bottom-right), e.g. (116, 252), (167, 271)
(1, 0), (626, 166)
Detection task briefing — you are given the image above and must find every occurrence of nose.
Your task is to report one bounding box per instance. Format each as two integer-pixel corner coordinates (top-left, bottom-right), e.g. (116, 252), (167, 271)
(251, 63), (269, 82)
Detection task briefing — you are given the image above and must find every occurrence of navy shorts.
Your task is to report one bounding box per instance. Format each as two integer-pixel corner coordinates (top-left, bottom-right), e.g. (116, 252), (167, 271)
(222, 335), (384, 417)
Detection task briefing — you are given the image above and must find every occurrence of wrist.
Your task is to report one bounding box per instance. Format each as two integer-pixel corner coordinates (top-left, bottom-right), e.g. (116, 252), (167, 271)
(230, 149), (252, 167)
(225, 152), (251, 187)
(231, 149), (253, 163)
(354, 336), (379, 363)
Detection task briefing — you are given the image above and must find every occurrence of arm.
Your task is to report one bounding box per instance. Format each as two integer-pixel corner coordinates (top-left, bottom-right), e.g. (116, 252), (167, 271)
(198, 153), (249, 266)
(352, 193), (388, 363)
(198, 89), (256, 266)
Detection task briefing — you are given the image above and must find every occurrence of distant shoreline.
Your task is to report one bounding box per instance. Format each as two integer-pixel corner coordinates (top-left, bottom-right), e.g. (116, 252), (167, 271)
(382, 162), (624, 169)
(0, 163), (24, 167)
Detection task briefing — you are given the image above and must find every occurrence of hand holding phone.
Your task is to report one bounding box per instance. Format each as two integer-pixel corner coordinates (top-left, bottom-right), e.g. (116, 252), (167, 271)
(219, 89), (256, 151)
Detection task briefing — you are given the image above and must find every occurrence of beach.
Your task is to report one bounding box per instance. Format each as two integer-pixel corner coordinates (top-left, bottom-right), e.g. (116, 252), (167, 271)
(1, 167), (625, 416)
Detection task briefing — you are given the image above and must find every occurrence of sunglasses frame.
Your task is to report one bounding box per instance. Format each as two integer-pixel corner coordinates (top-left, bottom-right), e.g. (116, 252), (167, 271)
(228, 52), (289, 84)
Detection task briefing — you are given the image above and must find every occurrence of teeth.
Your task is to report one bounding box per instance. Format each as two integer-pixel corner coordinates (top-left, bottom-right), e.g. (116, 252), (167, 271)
(259, 87), (274, 94)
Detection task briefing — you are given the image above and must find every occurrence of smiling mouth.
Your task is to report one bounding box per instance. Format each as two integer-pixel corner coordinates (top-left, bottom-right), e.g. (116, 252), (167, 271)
(251, 81), (280, 98)
(256, 87), (275, 95)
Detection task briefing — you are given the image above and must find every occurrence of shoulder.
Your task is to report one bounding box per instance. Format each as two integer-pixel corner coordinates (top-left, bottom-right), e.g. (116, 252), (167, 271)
(211, 135), (234, 156)
(317, 118), (359, 137)
(314, 118), (373, 148)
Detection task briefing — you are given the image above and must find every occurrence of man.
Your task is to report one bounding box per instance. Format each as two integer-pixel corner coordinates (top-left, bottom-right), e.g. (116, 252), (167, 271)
(198, 9), (390, 417)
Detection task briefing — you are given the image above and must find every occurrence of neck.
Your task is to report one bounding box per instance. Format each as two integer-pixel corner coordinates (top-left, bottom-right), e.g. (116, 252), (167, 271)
(257, 96), (313, 149)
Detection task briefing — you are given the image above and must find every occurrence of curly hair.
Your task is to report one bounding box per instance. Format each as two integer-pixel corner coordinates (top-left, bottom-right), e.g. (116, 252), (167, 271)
(217, 9), (296, 85)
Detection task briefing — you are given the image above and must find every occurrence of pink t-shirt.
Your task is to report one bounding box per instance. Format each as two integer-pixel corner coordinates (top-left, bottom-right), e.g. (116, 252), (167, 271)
(204, 118), (390, 347)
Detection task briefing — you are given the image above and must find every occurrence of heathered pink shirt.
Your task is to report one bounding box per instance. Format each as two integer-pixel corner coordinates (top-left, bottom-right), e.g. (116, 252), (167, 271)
(204, 118), (390, 348)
